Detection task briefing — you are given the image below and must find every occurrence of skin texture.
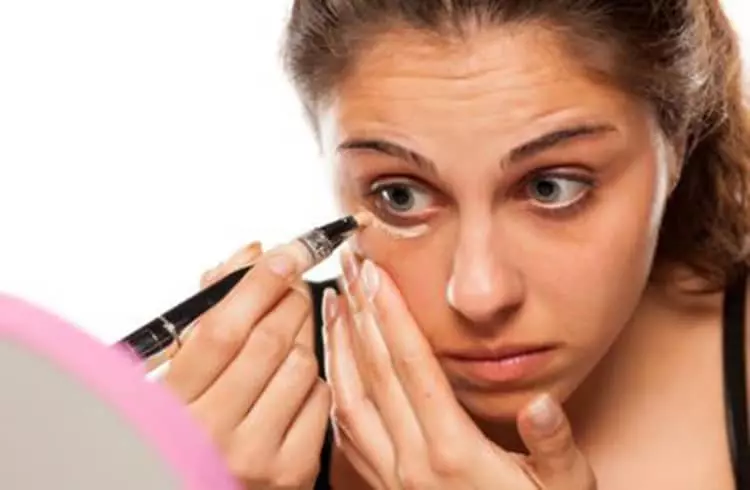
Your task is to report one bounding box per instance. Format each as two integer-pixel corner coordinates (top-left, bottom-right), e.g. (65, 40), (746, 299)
(161, 22), (747, 490)
(323, 25), (674, 422)
(318, 25), (742, 490)
(163, 242), (331, 490)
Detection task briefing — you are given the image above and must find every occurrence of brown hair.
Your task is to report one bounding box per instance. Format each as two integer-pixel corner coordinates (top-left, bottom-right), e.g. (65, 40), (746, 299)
(282, 0), (750, 290)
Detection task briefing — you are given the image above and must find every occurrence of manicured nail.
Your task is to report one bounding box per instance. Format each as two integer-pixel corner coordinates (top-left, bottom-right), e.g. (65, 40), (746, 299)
(267, 254), (295, 278)
(528, 394), (563, 436)
(247, 241), (263, 258)
(360, 260), (380, 300)
(322, 287), (338, 324)
(341, 247), (359, 287)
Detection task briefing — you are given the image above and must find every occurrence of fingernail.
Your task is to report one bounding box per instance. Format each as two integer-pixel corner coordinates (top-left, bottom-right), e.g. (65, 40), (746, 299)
(360, 260), (380, 300)
(267, 254), (296, 278)
(528, 394), (563, 436)
(341, 247), (359, 287)
(247, 241), (263, 256)
(322, 287), (338, 324)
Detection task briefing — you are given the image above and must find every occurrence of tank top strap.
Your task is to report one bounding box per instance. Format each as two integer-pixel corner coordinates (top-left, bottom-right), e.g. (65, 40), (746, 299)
(722, 263), (749, 489)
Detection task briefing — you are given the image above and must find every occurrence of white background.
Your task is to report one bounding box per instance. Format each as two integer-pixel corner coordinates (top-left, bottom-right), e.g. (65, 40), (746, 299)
(1, 1), (748, 343)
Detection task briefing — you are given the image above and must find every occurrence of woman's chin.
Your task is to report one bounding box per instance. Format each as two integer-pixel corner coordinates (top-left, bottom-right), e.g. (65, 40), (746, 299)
(453, 378), (576, 426)
(455, 389), (538, 423)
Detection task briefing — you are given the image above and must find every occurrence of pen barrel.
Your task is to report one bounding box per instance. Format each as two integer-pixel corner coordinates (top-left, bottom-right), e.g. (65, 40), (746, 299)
(296, 228), (337, 264)
(120, 318), (180, 370)
(116, 266), (251, 370)
(116, 214), (359, 371)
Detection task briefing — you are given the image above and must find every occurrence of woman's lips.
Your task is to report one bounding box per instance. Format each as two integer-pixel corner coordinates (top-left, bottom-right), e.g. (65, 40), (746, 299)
(439, 344), (558, 385)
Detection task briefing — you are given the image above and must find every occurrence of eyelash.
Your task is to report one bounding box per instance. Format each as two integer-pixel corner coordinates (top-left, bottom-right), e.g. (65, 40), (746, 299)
(521, 171), (595, 214)
(363, 170), (596, 221)
(365, 177), (432, 225)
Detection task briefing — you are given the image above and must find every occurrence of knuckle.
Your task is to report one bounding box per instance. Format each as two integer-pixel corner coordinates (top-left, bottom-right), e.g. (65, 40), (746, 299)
(392, 352), (421, 378)
(198, 317), (245, 353)
(330, 404), (355, 432)
(270, 461), (319, 489)
(428, 446), (466, 477)
(397, 464), (433, 490)
(225, 447), (268, 483)
(251, 327), (291, 361)
(288, 286), (313, 315)
(288, 344), (318, 372)
(542, 421), (577, 460)
(187, 404), (226, 448)
(286, 345), (320, 389)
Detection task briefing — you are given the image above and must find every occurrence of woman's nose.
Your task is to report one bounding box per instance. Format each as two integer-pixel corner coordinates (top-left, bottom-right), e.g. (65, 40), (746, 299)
(446, 236), (525, 329)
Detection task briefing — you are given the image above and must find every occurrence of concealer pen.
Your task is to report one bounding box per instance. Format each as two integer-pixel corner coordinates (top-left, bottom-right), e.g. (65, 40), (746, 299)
(116, 213), (370, 370)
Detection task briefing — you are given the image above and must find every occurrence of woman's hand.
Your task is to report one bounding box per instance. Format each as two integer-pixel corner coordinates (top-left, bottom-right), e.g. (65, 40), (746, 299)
(322, 247), (596, 490)
(162, 242), (330, 489)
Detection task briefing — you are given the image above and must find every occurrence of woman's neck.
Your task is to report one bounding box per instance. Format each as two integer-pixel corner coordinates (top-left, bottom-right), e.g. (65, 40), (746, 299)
(566, 271), (723, 447)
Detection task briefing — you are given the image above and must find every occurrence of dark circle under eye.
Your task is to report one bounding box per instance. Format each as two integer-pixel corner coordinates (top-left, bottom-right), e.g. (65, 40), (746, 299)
(380, 185), (415, 211)
(529, 179), (560, 202)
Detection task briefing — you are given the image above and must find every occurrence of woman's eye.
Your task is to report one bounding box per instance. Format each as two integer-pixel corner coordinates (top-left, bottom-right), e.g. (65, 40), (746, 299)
(371, 181), (433, 216)
(526, 175), (591, 209)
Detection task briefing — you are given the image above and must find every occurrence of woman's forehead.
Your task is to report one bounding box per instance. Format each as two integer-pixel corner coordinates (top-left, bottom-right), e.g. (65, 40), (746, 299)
(325, 25), (638, 138)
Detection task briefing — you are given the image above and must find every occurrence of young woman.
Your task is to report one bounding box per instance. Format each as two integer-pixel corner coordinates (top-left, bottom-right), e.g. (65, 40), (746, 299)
(162, 1), (750, 488)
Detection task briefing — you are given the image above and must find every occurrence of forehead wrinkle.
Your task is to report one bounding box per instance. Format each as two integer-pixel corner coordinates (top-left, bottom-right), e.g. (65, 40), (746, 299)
(348, 23), (581, 86)
(325, 23), (646, 188)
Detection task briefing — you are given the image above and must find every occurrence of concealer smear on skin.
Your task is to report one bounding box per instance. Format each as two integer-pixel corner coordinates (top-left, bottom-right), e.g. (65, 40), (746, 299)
(347, 210), (430, 263)
(369, 215), (431, 240)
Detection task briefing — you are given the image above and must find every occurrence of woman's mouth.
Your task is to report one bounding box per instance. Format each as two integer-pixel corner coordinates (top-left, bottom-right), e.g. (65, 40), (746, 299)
(439, 344), (559, 386)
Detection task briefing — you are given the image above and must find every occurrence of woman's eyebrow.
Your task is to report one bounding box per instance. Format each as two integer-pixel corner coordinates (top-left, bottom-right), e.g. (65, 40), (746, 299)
(503, 123), (617, 166)
(337, 123), (616, 174)
(337, 138), (439, 177)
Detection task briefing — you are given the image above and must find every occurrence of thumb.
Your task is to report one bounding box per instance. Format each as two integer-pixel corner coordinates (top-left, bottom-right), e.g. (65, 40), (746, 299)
(517, 394), (596, 489)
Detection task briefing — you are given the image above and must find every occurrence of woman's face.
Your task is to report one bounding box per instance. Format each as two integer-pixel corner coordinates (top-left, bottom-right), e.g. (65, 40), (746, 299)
(320, 25), (678, 422)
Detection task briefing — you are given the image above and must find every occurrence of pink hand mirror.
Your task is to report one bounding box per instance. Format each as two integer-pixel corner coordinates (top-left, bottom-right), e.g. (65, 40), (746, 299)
(0, 292), (239, 489)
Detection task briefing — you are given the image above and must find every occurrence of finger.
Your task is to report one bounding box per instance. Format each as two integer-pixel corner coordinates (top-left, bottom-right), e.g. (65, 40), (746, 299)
(200, 262), (223, 289)
(339, 244), (363, 312)
(235, 343), (319, 449)
(334, 423), (388, 490)
(166, 241), (310, 402)
(274, 380), (332, 485)
(355, 257), (484, 447)
(218, 241), (264, 279)
(323, 285), (369, 406)
(192, 288), (311, 426)
(191, 243), (264, 351)
(338, 254), (431, 470)
(200, 242), (263, 289)
(517, 394), (596, 488)
(322, 287), (398, 481)
(292, 281), (316, 349)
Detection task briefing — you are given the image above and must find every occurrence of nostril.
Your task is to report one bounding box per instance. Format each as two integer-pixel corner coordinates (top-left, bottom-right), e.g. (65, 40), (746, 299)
(452, 302), (521, 335)
(445, 276), (523, 328)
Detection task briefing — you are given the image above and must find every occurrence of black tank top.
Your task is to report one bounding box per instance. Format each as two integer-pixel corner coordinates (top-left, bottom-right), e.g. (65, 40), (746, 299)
(307, 266), (750, 489)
